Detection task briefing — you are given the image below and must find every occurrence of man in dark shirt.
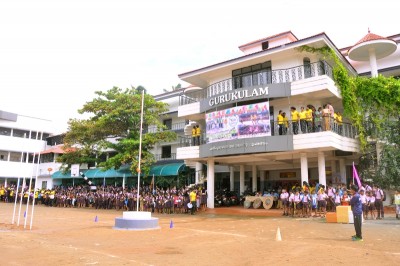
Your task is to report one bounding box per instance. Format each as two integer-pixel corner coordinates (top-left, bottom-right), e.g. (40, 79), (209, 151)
(350, 185), (363, 241)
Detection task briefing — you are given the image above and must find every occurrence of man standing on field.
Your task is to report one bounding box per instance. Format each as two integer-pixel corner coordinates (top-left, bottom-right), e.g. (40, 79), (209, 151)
(350, 185), (363, 241)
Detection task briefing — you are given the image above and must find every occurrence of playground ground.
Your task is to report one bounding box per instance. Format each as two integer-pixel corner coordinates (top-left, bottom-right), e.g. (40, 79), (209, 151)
(0, 203), (399, 265)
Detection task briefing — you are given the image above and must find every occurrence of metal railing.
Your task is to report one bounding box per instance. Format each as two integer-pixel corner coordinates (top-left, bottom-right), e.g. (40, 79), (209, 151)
(179, 60), (333, 105)
(143, 122), (186, 134)
(154, 153), (176, 161)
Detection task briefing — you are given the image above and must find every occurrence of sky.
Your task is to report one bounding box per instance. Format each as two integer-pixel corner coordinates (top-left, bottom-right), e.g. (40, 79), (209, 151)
(0, 0), (398, 133)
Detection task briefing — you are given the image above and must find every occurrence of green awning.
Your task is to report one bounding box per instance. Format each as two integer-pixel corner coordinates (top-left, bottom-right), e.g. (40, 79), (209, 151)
(148, 163), (186, 177)
(52, 170), (88, 179)
(52, 167), (134, 179)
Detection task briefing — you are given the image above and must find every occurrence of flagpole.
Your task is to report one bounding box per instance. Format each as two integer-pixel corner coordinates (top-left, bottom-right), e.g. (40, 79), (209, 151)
(352, 162), (355, 185)
(30, 145), (42, 230)
(136, 89), (145, 211)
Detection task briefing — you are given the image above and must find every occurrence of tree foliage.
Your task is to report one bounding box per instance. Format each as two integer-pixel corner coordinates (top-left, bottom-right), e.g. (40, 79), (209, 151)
(298, 45), (400, 189)
(58, 86), (177, 177)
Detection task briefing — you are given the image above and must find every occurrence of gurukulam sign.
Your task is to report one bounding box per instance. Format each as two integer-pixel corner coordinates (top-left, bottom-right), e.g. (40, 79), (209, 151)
(199, 82), (291, 112)
(208, 87), (269, 107)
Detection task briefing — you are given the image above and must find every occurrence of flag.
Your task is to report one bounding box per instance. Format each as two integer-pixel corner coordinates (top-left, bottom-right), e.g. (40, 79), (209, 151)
(169, 220), (174, 228)
(353, 162), (362, 188)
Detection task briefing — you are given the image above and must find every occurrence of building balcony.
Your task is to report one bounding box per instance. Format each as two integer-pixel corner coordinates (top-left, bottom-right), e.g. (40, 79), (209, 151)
(179, 60), (333, 107)
(154, 153), (177, 161)
(176, 118), (359, 160)
(143, 121), (187, 134)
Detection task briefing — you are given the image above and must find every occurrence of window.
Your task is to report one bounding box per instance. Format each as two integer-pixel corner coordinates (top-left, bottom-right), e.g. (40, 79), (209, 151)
(41, 181), (48, 189)
(0, 151), (7, 161)
(31, 131), (37, 139)
(161, 146), (172, 159)
(0, 127), (11, 136)
(303, 57), (311, 78)
(163, 119), (172, 130)
(232, 61), (272, 89)
(262, 41), (269, 50)
(13, 129), (30, 138)
(10, 152), (23, 162)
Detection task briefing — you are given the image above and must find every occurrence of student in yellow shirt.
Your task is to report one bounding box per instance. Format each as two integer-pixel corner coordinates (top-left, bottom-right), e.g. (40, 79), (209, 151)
(195, 125), (201, 145)
(299, 106), (307, 133)
(282, 112), (288, 135)
(277, 110), (284, 135)
(192, 126), (196, 146)
(306, 106), (313, 133)
(290, 107), (299, 135)
(189, 190), (197, 215)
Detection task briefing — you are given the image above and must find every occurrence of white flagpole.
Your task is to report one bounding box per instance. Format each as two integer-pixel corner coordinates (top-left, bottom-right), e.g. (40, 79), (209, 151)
(24, 152), (37, 229)
(136, 89), (145, 211)
(12, 177), (20, 224)
(30, 146), (42, 230)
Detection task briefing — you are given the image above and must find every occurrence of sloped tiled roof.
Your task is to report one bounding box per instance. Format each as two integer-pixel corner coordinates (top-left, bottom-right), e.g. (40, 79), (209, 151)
(40, 146), (76, 155)
(353, 32), (388, 47)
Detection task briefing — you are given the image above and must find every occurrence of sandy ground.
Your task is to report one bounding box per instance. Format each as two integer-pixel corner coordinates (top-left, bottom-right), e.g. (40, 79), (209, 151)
(0, 203), (399, 266)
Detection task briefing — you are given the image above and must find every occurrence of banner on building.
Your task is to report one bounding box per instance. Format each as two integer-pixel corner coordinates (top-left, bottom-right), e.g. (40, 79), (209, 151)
(205, 101), (271, 143)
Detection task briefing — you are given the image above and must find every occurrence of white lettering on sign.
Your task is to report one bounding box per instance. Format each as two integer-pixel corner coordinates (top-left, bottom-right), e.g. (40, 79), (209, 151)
(209, 87), (269, 107)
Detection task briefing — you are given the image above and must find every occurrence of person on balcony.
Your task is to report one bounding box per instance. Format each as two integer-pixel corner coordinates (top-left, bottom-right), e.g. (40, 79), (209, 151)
(282, 112), (288, 135)
(195, 125), (201, 145)
(290, 107), (299, 134)
(336, 112), (343, 135)
(314, 107), (323, 132)
(277, 110), (284, 135)
(322, 104), (330, 131)
(192, 126), (196, 146)
(299, 107), (307, 133)
(306, 106), (313, 133)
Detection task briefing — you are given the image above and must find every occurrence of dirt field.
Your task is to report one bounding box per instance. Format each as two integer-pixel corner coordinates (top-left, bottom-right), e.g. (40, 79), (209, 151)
(0, 203), (399, 266)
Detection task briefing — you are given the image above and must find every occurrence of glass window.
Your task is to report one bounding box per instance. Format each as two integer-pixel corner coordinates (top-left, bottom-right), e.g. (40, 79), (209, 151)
(10, 152), (23, 162)
(161, 146), (172, 159)
(0, 127), (11, 136)
(0, 150), (7, 161)
(304, 57), (311, 78)
(232, 61), (272, 89)
(163, 119), (172, 130)
(13, 129), (30, 138)
(31, 131), (37, 139)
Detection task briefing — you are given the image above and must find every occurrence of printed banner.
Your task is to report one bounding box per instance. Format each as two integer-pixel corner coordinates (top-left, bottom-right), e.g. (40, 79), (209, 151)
(206, 101), (271, 143)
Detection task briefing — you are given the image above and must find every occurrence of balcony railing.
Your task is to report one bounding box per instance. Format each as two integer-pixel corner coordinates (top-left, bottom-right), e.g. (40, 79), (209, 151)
(154, 153), (176, 161)
(143, 122), (187, 134)
(178, 118), (357, 147)
(179, 60), (333, 105)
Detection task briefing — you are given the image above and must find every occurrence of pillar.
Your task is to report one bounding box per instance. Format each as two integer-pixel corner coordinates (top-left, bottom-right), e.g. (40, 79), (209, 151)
(369, 48), (378, 77)
(207, 159), (215, 209)
(339, 159), (347, 185)
(229, 166), (234, 191)
(260, 170), (265, 193)
(195, 162), (202, 184)
(239, 165), (245, 194)
(331, 160), (337, 184)
(300, 153), (309, 185)
(318, 152), (326, 186)
(252, 165), (257, 193)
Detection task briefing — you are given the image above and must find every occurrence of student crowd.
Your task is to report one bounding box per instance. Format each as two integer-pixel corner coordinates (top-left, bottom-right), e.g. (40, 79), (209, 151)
(277, 182), (397, 220)
(0, 184), (207, 215)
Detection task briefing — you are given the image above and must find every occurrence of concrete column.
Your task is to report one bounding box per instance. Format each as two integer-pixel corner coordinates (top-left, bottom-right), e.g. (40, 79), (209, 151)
(369, 48), (378, 77)
(318, 152), (326, 186)
(239, 165), (245, 194)
(339, 159), (347, 185)
(252, 165), (257, 193)
(122, 174), (126, 189)
(300, 153), (309, 185)
(207, 159), (215, 209)
(260, 170), (265, 193)
(195, 162), (202, 184)
(229, 166), (234, 191)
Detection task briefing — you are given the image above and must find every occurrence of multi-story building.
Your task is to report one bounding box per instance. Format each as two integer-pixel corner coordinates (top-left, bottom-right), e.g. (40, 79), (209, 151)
(0, 110), (53, 187)
(175, 31), (399, 208)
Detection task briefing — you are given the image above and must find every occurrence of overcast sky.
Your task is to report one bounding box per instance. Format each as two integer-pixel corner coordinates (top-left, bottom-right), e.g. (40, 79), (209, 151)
(0, 0), (397, 133)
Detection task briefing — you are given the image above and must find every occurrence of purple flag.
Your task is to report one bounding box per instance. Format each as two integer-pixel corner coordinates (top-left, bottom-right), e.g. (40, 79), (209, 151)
(353, 163), (362, 188)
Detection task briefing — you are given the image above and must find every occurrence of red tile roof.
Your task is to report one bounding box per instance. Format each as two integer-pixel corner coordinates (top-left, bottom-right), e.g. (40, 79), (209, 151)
(353, 32), (388, 47)
(40, 146), (76, 155)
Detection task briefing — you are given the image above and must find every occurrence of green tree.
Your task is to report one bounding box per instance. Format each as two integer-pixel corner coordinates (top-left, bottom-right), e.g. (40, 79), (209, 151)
(58, 86), (177, 177)
(163, 83), (182, 93)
